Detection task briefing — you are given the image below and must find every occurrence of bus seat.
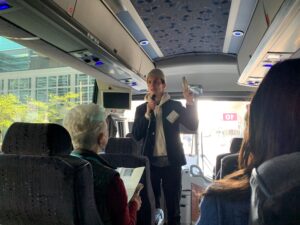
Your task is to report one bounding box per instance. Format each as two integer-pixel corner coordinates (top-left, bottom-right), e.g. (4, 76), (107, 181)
(214, 152), (231, 179)
(219, 153), (239, 178)
(249, 152), (300, 225)
(126, 132), (143, 153)
(0, 122), (103, 225)
(215, 137), (243, 179)
(105, 137), (140, 155)
(102, 137), (156, 225)
(229, 137), (243, 154)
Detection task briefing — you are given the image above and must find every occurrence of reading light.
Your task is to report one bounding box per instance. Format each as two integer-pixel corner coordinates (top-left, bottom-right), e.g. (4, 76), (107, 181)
(232, 30), (244, 37)
(0, 2), (10, 11)
(263, 63), (273, 68)
(95, 60), (104, 66)
(139, 40), (149, 46)
(247, 81), (256, 86)
(247, 78), (262, 86)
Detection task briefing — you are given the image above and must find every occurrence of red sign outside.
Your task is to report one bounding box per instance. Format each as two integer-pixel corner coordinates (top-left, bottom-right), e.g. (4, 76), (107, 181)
(223, 113), (237, 121)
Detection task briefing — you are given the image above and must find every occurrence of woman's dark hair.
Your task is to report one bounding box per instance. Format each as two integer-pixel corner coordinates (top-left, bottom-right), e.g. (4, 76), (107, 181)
(206, 59), (300, 199)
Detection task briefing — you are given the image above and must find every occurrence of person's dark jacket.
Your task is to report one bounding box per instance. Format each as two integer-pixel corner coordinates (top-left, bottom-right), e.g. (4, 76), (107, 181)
(132, 99), (198, 166)
(71, 150), (138, 225)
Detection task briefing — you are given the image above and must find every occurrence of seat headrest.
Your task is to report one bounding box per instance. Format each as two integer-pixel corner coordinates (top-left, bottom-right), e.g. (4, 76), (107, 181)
(250, 152), (300, 225)
(229, 137), (243, 153)
(105, 137), (139, 155)
(2, 122), (73, 156)
(125, 133), (133, 138)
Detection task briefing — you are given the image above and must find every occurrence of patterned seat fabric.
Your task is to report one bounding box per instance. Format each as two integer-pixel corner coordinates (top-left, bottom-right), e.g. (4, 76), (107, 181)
(0, 122), (103, 225)
(105, 137), (139, 155)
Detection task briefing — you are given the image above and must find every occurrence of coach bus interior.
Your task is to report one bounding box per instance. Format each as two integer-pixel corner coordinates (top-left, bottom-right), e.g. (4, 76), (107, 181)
(0, 0), (300, 224)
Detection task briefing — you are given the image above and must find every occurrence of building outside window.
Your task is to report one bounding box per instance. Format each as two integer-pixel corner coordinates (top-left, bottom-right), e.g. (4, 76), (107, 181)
(4, 74), (95, 104)
(75, 74), (95, 104)
(35, 75), (72, 102)
(8, 78), (31, 102)
(0, 79), (4, 94)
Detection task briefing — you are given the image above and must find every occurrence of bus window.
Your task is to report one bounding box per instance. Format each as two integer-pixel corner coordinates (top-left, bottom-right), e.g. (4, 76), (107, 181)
(0, 37), (96, 147)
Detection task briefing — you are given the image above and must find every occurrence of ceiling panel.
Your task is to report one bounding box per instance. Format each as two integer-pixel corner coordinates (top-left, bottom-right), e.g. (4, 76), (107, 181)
(131, 0), (231, 57)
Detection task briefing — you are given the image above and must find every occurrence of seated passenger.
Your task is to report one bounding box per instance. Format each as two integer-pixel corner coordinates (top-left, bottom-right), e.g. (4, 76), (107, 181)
(64, 103), (141, 225)
(197, 58), (300, 225)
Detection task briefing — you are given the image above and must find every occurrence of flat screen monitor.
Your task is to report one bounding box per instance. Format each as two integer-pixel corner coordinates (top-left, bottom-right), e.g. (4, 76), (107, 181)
(102, 91), (131, 110)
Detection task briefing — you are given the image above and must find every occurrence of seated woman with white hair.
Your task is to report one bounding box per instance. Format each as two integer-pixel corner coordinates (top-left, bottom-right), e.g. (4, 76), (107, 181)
(64, 103), (141, 225)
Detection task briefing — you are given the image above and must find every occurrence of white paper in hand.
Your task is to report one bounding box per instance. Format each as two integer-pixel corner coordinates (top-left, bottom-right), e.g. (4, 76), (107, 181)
(116, 166), (145, 202)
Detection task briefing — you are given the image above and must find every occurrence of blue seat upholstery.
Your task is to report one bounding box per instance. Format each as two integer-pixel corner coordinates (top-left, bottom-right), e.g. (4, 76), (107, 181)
(0, 122), (103, 225)
(249, 152), (300, 225)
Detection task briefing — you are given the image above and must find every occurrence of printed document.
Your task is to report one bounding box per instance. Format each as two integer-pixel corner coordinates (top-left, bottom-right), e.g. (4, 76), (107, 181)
(116, 166), (145, 202)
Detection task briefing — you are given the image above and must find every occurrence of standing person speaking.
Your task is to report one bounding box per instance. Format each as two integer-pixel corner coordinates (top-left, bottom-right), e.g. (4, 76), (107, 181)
(132, 68), (198, 225)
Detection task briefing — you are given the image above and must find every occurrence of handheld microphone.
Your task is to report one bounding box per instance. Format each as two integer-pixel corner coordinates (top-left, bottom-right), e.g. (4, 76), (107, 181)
(150, 94), (156, 116)
(151, 94), (156, 102)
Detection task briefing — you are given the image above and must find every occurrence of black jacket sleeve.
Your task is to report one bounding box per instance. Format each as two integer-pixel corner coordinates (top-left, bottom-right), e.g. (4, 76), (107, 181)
(178, 103), (198, 131)
(132, 103), (149, 141)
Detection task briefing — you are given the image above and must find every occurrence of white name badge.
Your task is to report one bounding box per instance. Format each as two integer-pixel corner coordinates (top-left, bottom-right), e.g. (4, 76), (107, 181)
(166, 110), (179, 123)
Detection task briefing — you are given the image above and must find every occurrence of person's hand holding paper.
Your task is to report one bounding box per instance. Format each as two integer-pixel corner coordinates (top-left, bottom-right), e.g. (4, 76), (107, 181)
(116, 167), (145, 204)
(130, 183), (143, 211)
